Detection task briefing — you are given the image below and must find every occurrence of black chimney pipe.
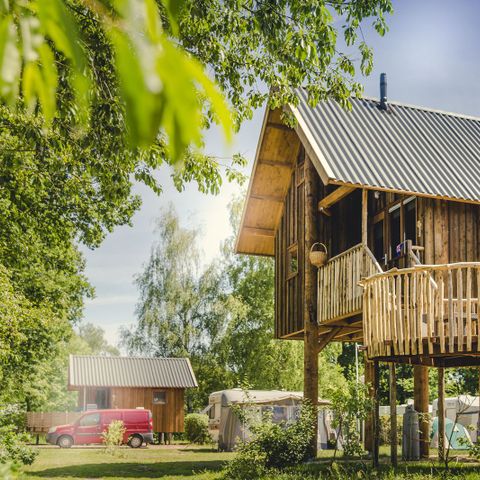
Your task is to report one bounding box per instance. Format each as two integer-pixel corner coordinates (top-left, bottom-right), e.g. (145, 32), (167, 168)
(380, 73), (387, 110)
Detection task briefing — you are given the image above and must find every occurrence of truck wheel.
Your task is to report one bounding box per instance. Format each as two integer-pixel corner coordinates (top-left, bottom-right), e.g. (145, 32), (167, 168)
(128, 435), (143, 448)
(57, 435), (73, 448)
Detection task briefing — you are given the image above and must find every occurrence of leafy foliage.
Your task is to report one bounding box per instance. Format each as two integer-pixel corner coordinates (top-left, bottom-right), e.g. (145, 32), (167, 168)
(102, 420), (126, 455)
(326, 373), (372, 457)
(222, 402), (316, 480)
(180, 0), (393, 125)
(0, 265), (67, 404)
(184, 414), (212, 445)
(0, 426), (37, 466)
(0, 0), (233, 156)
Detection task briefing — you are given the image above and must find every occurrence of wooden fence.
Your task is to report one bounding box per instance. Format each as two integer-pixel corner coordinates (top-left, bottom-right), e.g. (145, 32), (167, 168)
(362, 262), (480, 358)
(26, 412), (81, 433)
(318, 243), (382, 323)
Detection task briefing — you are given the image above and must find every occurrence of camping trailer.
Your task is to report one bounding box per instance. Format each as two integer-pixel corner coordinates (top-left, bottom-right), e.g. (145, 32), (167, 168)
(205, 389), (333, 451)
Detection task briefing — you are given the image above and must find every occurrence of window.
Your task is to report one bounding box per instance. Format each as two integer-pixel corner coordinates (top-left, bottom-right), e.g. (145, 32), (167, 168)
(79, 413), (100, 427)
(287, 244), (298, 277)
(389, 206), (401, 259)
(373, 219), (385, 263)
(208, 405), (216, 420)
(153, 391), (166, 405)
(404, 198), (416, 242)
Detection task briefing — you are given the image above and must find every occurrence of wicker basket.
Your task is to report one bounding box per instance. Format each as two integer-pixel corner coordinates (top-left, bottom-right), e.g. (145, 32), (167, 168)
(309, 242), (328, 267)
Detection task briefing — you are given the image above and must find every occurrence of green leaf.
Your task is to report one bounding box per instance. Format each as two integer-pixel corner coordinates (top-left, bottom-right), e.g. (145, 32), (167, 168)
(161, 0), (187, 35)
(37, 0), (90, 124)
(0, 15), (20, 105)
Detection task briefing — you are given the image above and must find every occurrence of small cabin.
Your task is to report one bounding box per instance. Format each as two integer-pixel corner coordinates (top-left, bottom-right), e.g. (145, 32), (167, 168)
(68, 355), (197, 434)
(236, 78), (480, 458)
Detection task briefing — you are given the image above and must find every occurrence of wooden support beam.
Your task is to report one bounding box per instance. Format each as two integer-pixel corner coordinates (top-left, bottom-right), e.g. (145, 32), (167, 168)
(267, 121), (293, 132)
(389, 363), (398, 467)
(414, 365), (430, 458)
(304, 156), (320, 459)
(373, 360), (380, 468)
(364, 360), (374, 452)
(243, 226), (275, 237)
(362, 188), (368, 246)
(258, 159), (293, 168)
(250, 194), (284, 203)
(438, 367), (445, 461)
(317, 327), (342, 353)
(318, 185), (356, 210)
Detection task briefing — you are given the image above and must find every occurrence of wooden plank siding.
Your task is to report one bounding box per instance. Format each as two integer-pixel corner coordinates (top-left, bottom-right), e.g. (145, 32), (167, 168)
(77, 387), (184, 433)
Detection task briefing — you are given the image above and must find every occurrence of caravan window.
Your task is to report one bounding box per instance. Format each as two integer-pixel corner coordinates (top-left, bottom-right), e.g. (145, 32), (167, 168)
(208, 404), (216, 420)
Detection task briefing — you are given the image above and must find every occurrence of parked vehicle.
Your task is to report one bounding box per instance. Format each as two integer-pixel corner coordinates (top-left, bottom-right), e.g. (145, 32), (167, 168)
(46, 409), (154, 448)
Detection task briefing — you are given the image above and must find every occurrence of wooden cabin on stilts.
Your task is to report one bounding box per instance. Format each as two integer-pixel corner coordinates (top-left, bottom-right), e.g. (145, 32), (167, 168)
(236, 74), (480, 465)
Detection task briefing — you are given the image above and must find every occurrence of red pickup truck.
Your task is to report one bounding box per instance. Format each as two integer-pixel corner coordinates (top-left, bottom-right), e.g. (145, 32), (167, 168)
(46, 409), (154, 448)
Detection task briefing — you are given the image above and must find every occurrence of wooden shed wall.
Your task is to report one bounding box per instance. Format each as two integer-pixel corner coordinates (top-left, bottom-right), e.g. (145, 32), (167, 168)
(78, 387), (185, 433)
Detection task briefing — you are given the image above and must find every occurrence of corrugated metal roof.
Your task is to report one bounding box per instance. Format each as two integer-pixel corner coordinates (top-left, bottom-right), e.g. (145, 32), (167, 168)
(69, 355), (198, 388)
(294, 89), (480, 203)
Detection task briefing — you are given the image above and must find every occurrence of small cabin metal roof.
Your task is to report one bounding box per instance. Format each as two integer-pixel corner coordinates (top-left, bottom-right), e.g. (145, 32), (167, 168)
(68, 355), (198, 389)
(236, 93), (480, 256)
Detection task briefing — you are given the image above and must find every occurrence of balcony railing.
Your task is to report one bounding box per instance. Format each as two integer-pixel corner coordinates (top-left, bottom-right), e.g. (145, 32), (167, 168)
(362, 263), (480, 359)
(318, 243), (382, 324)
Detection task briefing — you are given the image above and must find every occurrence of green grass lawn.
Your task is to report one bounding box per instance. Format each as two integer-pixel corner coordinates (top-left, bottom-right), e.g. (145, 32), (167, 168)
(22, 445), (480, 480)
(23, 446), (234, 480)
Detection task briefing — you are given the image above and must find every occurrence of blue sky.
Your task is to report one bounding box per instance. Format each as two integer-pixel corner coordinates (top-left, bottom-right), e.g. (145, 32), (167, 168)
(81, 0), (480, 346)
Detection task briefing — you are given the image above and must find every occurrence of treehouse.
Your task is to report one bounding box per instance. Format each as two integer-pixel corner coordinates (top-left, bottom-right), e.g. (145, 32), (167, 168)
(236, 76), (480, 460)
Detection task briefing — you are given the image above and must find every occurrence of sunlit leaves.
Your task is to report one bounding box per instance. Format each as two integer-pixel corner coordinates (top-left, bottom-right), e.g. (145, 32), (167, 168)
(180, 0), (393, 121)
(0, 0), (233, 160)
(0, 15), (20, 104)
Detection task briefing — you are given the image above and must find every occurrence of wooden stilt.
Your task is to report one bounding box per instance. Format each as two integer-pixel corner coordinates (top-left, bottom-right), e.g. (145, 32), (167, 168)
(304, 156), (320, 459)
(477, 367), (480, 443)
(414, 365), (430, 458)
(438, 367), (445, 461)
(389, 363), (398, 467)
(373, 360), (380, 468)
(364, 359), (374, 452)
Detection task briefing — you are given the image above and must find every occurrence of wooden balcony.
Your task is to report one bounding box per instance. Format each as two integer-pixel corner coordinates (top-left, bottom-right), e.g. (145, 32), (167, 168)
(318, 243), (382, 324)
(362, 263), (480, 366)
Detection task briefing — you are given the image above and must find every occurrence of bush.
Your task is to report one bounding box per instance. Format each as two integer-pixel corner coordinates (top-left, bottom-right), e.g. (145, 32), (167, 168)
(184, 414), (211, 444)
(101, 420), (126, 455)
(0, 426), (37, 466)
(0, 406), (25, 431)
(379, 415), (403, 446)
(222, 403), (315, 480)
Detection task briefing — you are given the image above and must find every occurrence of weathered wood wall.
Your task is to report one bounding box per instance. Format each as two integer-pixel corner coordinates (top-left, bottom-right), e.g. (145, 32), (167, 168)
(419, 198), (480, 264)
(274, 151), (336, 338)
(274, 150), (306, 338)
(78, 387), (185, 433)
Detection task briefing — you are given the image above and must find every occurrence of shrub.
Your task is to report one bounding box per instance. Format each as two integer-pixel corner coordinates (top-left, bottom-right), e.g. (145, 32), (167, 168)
(0, 426), (37, 466)
(379, 415), (403, 446)
(0, 406), (25, 431)
(184, 414), (211, 444)
(101, 420), (126, 455)
(325, 373), (372, 457)
(222, 403), (315, 480)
